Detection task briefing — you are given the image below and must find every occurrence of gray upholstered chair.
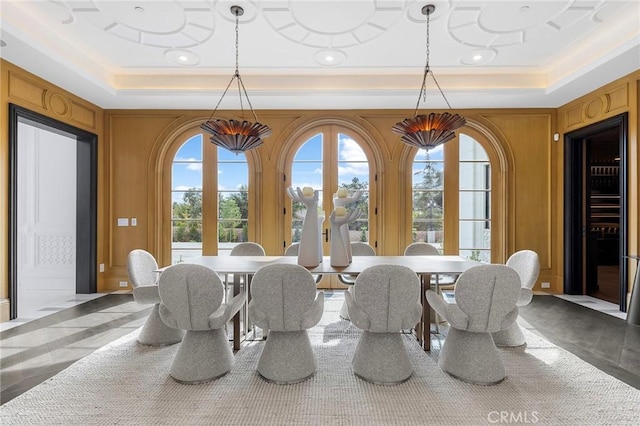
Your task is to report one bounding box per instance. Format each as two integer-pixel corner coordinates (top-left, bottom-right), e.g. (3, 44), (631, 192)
(248, 264), (324, 384)
(230, 241), (266, 257)
(404, 241), (440, 256)
(230, 242), (266, 335)
(126, 249), (183, 346)
(285, 242), (323, 284)
(339, 242), (376, 320)
(426, 264), (521, 385)
(404, 241), (456, 288)
(345, 264), (422, 384)
(492, 250), (540, 347)
(158, 263), (245, 384)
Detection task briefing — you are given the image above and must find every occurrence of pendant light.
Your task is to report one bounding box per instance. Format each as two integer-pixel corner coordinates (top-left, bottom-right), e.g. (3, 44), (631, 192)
(200, 5), (271, 154)
(392, 4), (466, 150)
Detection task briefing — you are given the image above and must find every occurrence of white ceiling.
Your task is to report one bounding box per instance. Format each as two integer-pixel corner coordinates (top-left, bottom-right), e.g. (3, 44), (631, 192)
(1, 0), (639, 110)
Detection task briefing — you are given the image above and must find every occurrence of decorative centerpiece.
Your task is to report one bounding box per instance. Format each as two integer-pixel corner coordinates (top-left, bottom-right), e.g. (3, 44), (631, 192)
(333, 189), (363, 263)
(287, 186), (322, 267)
(329, 207), (361, 267)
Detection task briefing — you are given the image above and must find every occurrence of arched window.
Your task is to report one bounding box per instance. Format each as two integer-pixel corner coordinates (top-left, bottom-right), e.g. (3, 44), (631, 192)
(286, 125), (374, 252)
(411, 133), (492, 261)
(170, 133), (248, 263)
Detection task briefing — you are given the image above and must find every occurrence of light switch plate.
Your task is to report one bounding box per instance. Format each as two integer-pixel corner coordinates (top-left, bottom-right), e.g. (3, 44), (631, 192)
(117, 218), (129, 227)
(131, 218), (137, 226)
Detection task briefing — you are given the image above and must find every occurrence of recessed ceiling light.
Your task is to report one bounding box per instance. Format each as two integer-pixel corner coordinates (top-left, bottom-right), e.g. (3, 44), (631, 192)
(313, 49), (346, 66)
(461, 49), (497, 66)
(519, 6), (530, 13)
(165, 49), (199, 66)
(134, 6), (144, 13)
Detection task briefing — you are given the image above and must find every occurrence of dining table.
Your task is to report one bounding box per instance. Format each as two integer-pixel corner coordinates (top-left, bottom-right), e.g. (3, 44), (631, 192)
(160, 255), (481, 351)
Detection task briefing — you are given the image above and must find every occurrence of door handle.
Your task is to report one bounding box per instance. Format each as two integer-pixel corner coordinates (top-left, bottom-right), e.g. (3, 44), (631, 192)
(323, 229), (329, 242)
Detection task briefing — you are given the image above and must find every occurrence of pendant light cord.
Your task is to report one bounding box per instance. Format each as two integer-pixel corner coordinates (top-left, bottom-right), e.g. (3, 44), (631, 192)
(206, 7), (259, 123)
(413, 6), (454, 117)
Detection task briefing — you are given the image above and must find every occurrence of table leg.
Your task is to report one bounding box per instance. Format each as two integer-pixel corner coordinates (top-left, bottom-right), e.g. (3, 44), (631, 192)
(232, 273), (241, 351)
(422, 273), (431, 351)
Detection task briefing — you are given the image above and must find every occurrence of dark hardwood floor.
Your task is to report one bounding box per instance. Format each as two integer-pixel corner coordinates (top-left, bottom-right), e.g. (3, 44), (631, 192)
(1, 293), (638, 405)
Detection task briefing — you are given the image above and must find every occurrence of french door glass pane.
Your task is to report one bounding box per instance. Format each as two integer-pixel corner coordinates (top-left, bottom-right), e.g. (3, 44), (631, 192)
(459, 162), (490, 190)
(218, 148), (248, 253)
(459, 191), (490, 220)
(413, 146), (445, 245)
(175, 134), (202, 161)
(338, 134), (369, 242)
(459, 220), (491, 249)
(217, 162), (248, 191)
(459, 135), (488, 161)
(291, 134), (323, 242)
(459, 249), (491, 263)
(172, 136), (203, 263)
(459, 135), (490, 261)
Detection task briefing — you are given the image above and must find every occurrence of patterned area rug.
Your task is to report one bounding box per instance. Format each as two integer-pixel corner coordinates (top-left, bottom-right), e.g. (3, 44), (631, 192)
(1, 312), (638, 425)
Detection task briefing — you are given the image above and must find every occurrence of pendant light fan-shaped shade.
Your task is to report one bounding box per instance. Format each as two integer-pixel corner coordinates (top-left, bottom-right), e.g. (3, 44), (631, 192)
(392, 112), (466, 149)
(201, 119), (272, 154)
(200, 5), (271, 154)
(393, 4), (466, 150)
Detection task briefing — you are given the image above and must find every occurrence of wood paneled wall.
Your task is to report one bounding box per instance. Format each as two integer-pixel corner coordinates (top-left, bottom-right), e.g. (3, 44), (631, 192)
(103, 108), (558, 292)
(2, 60), (638, 321)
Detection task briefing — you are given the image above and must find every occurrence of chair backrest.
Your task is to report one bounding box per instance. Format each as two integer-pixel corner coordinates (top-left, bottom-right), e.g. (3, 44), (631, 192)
(353, 264), (421, 332)
(127, 249), (159, 288)
(404, 242), (440, 256)
(284, 243), (299, 256)
(506, 250), (540, 290)
(351, 242), (376, 256)
(250, 264), (317, 331)
(158, 264), (225, 331)
(230, 242), (266, 256)
(454, 264), (521, 333)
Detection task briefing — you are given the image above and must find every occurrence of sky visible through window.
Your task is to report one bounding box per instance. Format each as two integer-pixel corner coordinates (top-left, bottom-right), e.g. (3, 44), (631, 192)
(172, 135), (250, 202)
(291, 133), (370, 190)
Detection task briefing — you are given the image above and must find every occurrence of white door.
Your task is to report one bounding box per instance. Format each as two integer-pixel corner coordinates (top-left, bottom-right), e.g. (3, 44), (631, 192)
(17, 122), (77, 318)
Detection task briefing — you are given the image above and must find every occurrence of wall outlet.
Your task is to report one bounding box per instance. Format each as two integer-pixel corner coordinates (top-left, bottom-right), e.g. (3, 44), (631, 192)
(119, 281), (128, 288)
(99, 263), (105, 272)
(541, 282), (551, 289)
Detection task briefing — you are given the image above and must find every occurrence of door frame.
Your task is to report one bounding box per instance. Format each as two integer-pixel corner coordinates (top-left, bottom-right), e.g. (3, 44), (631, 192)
(8, 104), (98, 319)
(563, 112), (628, 311)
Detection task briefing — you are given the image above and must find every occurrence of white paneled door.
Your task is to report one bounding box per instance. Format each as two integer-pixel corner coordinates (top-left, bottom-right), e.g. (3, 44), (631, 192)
(17, 122), (77, 318)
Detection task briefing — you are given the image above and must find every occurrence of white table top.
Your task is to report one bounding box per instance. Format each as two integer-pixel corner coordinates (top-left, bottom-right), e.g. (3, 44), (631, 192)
(161, 255), (481, 275)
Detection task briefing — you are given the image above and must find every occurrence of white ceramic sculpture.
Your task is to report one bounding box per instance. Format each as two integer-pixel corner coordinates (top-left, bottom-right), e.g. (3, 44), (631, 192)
(329, 208), (361, 267)
(295, 209), (324, 266)
(333, 190), (363, 262)
(287, 186), (322, 267)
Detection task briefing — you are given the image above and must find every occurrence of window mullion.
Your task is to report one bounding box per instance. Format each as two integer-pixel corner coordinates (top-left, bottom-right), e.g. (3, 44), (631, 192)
(202, 136), (217, 255)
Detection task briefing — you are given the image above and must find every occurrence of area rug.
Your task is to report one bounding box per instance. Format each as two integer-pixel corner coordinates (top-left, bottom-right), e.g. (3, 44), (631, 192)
(1, 313), (638, 425)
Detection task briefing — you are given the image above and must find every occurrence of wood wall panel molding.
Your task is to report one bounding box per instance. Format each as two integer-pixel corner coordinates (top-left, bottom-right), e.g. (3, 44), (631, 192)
(69, 100), (97, 129)
(561, 81), (631, 133)
(6, 65), (101, 133)
(480, 113), (553, 270)
(7, 71), (47, 110)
